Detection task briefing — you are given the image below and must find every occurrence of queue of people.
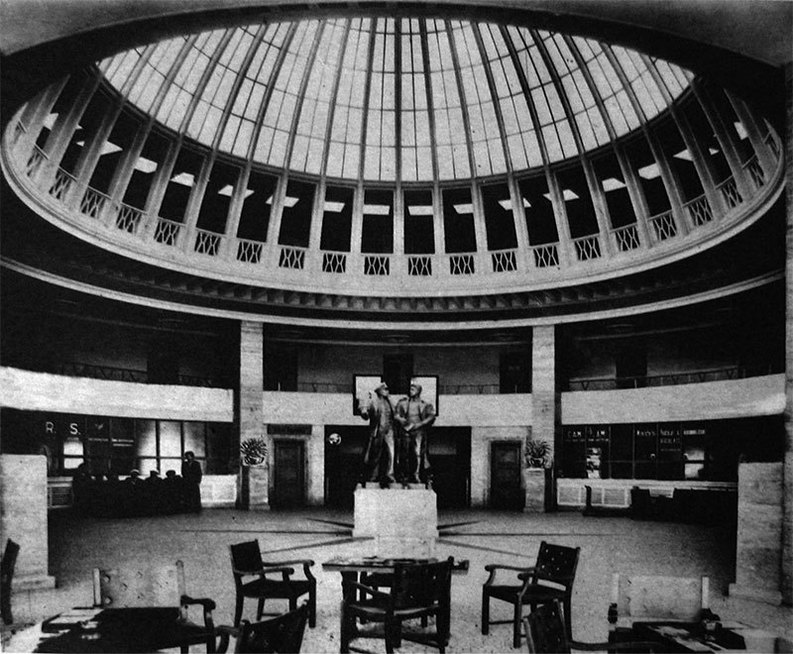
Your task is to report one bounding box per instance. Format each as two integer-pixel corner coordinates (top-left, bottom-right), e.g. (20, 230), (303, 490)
(72, 452), (202, 517)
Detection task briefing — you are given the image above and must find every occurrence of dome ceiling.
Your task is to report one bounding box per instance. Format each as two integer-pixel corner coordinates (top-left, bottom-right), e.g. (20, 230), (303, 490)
(100, 17), (692, 183)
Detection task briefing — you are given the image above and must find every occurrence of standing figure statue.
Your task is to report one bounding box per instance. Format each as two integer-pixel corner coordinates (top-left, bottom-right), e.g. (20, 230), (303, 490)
(395, 381), (436, 484)
(359, 382), (397, 485)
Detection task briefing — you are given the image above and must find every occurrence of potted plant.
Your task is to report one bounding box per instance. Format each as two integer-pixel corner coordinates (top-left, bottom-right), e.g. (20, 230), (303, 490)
(523, 438), (553, 513)
(237, 437), (269, 510)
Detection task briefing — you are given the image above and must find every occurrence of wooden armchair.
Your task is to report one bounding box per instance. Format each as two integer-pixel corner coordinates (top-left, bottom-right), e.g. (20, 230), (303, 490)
(607, 573), (717, 645)
(524, 600), (662, 653)
(1, 539), (20, 625)
(482, 541), (580, 648)
(93, 560), (217, 652)
(229, 541), (316, 628)
(340, 558), (453, 654)
(216, 603), (309, 653)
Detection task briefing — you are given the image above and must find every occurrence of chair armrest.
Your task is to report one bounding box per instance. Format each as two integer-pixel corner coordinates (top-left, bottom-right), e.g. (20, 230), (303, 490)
(341, 580), (390, 601)
(233, 565), (295, 577)
(517, 569), (538, 581)
(181, 594), (216, 631)
(182, 595), (216, 612)
(483, 564), (535, 587)
(215, 624), (239, 654)
(700, 608), (721, 622)
(264, 559), (316, 581)
(571, 639), (662, 652)
(484, 564), (535, 573)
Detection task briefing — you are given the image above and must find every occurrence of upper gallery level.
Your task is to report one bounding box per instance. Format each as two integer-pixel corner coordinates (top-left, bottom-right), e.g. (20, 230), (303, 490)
(1, 13), (784, 300)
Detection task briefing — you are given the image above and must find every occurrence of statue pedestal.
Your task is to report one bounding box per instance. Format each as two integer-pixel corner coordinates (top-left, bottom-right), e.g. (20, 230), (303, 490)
(353, 485), (438, 558)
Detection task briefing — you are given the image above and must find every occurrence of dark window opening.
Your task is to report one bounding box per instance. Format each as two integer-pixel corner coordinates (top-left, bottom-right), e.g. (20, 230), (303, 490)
(442, 187), (476, 253)
(657, 118), (704, 201)
(88, 111), (139, 194)
(556, 168), (597, 239)
(196, 162), (239, 233)
(278, 179), (315, 247)
(404, 189), (435, 255)
(361, 189), (394, 254)
(237, 171), (277, 241)
(518, 176), (558, 245)
(482, 183), (518, 250)
(320, 186), (354, 252)
(159, 147), (203, 222)
(592, 153), (636, 229)
(625, 135), (671, 216)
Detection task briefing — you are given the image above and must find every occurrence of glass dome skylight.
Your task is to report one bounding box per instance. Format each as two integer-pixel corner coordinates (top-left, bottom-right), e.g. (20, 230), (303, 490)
(100, 17), (692, 183)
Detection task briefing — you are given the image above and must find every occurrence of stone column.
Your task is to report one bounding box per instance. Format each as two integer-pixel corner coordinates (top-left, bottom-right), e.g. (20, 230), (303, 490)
(783, 61), (793, 606)
(238, 321), (268, 510)
(530, 325), (559, 511)
(0, 455), (56, 591)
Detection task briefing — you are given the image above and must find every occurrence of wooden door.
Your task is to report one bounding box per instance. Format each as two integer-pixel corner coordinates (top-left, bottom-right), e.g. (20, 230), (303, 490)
(490, 441), (523, 510)
(272, 440), (305, 508)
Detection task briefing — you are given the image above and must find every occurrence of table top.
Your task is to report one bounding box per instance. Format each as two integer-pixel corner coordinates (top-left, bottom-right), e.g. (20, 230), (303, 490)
(322, 556), (469, 573)
(633, 620), (779, 653)
(7, 606), (185, 653)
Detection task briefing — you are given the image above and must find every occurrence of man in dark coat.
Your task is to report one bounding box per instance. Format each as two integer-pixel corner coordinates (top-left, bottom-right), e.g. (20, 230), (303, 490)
(359, 382), (397, 485)
(394, 381), (436, 484)
(181, 451), (203, 513)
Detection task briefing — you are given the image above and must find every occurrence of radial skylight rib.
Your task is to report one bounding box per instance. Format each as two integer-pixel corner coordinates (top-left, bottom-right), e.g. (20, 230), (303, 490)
(98, 16), (692, 183)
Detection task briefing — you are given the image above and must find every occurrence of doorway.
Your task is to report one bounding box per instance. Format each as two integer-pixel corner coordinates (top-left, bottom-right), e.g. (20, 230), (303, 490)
(490, 441), (523, 510)
(271, 440), (305, 508)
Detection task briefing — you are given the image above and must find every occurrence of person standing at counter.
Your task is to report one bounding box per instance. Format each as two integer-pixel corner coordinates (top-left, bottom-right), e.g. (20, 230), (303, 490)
(181, 451), (203, 513)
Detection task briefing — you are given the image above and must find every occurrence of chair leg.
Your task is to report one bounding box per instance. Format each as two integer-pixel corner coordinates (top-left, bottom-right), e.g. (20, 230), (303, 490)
(564, 597), (572, 638)
(481, 590), (489, 635)
(309, 588), (317, 628)
(340, 606), (351, 654)
(233, 595), (244, 626)
(256, 597), (265, 620)
(180, 646), (188, 653)
(207, 633), (216, 654)
(513, 602), (523, 649)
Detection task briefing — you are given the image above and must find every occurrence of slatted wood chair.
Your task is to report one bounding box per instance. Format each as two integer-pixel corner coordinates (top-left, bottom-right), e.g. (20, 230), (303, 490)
(482, 541), (580, 649)
(216, 603), (309, 653)
(340, 558), (453, 654)
(93, 560), (217, 652)
(1, 539), (20, 625)
(229, 541), (316, 628)
(524, 600), (662, 653)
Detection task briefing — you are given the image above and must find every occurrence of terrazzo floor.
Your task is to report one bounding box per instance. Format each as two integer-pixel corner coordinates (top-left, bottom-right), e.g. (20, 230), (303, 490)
(4, 508), (792, 653)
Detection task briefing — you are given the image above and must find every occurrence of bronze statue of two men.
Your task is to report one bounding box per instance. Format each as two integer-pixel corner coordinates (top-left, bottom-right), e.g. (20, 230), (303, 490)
(358, 380), (436, 487)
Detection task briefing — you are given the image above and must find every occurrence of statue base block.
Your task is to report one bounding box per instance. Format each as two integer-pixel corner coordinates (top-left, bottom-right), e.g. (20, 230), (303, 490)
(353, 486), (438, 558)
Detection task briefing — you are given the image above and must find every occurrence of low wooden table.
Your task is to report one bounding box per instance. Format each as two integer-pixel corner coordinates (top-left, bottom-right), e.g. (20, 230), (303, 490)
(7, 606), (195, 653)
(633, 620), (779, 653)
(322, 556), (469, 603)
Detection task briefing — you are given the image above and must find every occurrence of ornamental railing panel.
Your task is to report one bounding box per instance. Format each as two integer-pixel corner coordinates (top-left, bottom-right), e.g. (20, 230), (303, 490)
(194, 229), (222, 256)
(612, 224), (640, 252)
(279, 245), (306, 270)
(572, 234), (601, 261)
(48, 167), (76, 201)
(408, 255), (432, 276)
(322, 251), (347, 273)
(531, 243), (559, 268)
(449, 253), (475, 275)
(717, 177), (742, 210)
(25, 146), (47, 178)
(764, 132), (780, 160)
(364, 254), (390, 276)
(237, 238), (263, 264)
(116, 203), (146, 235)
(153, 216), (181, 245)
(685, 194), (714, 227)
(649, 210), (677, 241)
(743, 155), (765, 189)
(490, 248), (517, 273)
(80, 187), (109, 219)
